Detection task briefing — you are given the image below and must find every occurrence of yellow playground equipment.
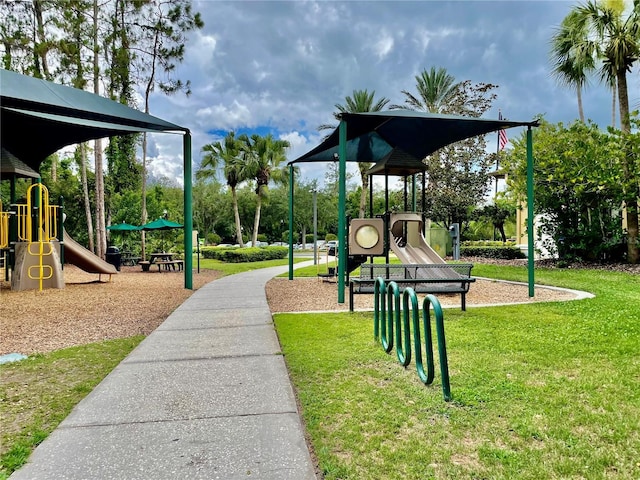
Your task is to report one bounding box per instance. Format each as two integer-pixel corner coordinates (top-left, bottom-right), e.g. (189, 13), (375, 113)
(0, 201), (9, 276)
(0, 201), (9, 250)
(9, 183), (64, 291)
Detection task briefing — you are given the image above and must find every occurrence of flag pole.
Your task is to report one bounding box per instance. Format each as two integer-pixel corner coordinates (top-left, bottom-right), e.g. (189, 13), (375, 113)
(495, 109), (502, 199)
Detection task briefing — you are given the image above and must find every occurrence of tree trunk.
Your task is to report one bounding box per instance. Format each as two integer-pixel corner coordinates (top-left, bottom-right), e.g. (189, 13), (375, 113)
(232, 186), (244, 247)
(80, 144), (94, 253)
(141, 132), (148, 260)
(252, 194), (262, 246)
(33, 0), (51, 80)
(617, 71), (638, 263)
(497, 222), (507, 243)
(625, 204), (639, 264)
(358, 163), (370, 218)
(611, 81), (617, 129)
(93, 0), (106, 259)
(577, 86), (584, 123)
(94, 138), (105, 258)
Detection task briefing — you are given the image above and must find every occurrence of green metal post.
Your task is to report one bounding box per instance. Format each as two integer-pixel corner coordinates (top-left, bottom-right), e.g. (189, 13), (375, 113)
(526, 126), (535, 297)
(288, 164), (294, 280)
(183, 132), (193, 289)
(59, 196), (65, 268)
(412, 174), (417, 211)
(337, 120), (347, 303)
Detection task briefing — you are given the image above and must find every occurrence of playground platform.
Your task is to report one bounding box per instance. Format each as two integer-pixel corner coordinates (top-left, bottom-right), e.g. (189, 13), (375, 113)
(10, 261), (318, 480)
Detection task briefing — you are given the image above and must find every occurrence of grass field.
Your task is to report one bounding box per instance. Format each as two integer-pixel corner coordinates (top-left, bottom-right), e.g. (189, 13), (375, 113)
(274, 264), (640, 479)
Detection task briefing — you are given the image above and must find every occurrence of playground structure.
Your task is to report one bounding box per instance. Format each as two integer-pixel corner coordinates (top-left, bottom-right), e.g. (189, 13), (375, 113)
(288, 111), (538, 303)
(1, 69), (194, 290)
(0, 182), (116, 292)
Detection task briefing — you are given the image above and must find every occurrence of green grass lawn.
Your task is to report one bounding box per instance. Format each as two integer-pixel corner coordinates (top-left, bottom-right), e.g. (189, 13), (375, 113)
(195, 255), (307, 275)
(275, 265), (640, 479)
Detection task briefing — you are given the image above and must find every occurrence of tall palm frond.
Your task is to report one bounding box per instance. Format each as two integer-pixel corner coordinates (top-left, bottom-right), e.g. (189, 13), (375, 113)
(317, 89), (390, 218)
(390, 66), (459, 113)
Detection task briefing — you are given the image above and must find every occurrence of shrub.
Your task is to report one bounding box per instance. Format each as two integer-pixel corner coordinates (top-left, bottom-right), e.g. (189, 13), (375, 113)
(201, 246), (288, 262)
(461, 245), (526, 259)
(206, 232), (221, 245)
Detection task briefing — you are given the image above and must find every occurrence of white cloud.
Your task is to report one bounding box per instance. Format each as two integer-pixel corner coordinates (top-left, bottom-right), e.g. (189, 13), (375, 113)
(372, 32), (395, 61)
(138, 0), (638, 188)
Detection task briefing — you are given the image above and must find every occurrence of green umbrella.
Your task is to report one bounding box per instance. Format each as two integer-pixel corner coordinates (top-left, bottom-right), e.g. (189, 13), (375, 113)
(140, 218), (183, 252)
(107, 222), (140, 250)
(140, 218), (183, 230)
(107, 222), (140, 231)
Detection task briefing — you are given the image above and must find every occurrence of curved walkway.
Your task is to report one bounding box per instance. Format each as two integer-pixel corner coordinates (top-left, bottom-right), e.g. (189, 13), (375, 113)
(11, 262), (317, 480)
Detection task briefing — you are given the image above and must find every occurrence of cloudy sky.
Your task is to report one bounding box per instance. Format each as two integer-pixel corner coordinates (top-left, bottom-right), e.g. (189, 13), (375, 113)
(142, 0), (639, 186)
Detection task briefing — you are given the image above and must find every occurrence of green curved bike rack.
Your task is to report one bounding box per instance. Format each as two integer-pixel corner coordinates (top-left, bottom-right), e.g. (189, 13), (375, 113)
(373, 279), (452, 401)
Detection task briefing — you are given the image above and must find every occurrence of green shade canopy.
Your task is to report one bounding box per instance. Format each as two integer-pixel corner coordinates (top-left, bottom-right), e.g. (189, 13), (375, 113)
(365, 148), (427, 176)
(1, 69), (194, 289)
(1, 147), (40, 179)
(106, 222), (140, 231)
(140, 218), (183, 230)
(291, 110), (538, 176)
(0, 69), (186, 173)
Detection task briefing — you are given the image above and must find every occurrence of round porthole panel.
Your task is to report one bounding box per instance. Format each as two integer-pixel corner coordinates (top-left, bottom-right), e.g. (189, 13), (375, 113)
(355, 225), (380, 249)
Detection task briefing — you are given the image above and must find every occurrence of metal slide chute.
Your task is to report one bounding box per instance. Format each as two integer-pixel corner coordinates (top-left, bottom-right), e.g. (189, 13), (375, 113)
(389, 213), (445, 265)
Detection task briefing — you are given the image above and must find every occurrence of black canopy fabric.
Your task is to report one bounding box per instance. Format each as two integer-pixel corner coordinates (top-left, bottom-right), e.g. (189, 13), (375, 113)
(365, 148), (427, 176)
(1, 147), (40, 179)
(291, 110), (538, 176)
(0, 69), (186, 172)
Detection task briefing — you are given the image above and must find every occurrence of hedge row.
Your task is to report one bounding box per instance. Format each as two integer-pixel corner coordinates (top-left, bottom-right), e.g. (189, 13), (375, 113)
(460, 245), (526, 260)
(462, 240), (518, 247)
(202, 246), (288, 263)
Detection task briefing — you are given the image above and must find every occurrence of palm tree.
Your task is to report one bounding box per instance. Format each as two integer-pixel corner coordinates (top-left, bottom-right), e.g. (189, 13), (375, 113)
(550, 9), (597, 122)
(318, 89), (390, 217)
(198, 132), (247, 247)
(241, 133), (290, 246)
(565, 0), (639, 262)
(390, 66), (459, 113)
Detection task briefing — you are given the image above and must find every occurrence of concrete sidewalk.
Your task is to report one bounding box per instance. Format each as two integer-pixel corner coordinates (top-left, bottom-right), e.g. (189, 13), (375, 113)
(11, 262), (318, 480)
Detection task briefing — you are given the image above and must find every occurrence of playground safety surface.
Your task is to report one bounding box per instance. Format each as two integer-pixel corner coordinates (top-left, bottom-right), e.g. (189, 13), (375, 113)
(1, 260), (590, 356)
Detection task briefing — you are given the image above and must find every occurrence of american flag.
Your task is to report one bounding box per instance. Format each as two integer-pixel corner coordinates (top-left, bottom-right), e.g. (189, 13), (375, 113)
(498, 111), (508, 150)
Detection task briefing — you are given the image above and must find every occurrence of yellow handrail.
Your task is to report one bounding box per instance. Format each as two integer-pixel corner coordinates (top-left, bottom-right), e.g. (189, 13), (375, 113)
(16, 184), (59, 242)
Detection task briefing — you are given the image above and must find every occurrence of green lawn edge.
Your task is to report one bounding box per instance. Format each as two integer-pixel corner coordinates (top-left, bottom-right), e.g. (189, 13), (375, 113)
(274, 265), (640, 479)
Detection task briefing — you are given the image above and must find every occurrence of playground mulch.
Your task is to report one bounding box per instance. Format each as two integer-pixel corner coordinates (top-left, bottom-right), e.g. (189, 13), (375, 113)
(0, 258), (608, 356)
(265, 276), (579, 313)
(0, 265), (221, 356)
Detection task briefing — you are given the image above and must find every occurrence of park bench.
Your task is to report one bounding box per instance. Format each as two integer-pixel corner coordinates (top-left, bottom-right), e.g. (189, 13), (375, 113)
(349, 263), (475, 312)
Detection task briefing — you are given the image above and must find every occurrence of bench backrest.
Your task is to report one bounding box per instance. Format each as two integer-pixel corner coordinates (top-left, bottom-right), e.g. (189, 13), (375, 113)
(359, 263), (473, 280)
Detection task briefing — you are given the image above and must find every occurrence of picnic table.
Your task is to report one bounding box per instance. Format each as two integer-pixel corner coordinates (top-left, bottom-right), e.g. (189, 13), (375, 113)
(120, 251), (141, 266)
(139, 252), (183, 272)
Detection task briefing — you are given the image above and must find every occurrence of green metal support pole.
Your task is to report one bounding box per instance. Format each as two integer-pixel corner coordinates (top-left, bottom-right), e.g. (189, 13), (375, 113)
(526, 126), (535, 297)
(59, 196), (65, 268)
(288, 164), (294, 280)
(337, 120), (347, 303)
(183, 132), (193, 289)
(412, 174), (417, 212)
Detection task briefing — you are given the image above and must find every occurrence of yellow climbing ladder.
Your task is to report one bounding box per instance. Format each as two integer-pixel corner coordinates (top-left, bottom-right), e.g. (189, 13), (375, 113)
(15, 183), (61, 291)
